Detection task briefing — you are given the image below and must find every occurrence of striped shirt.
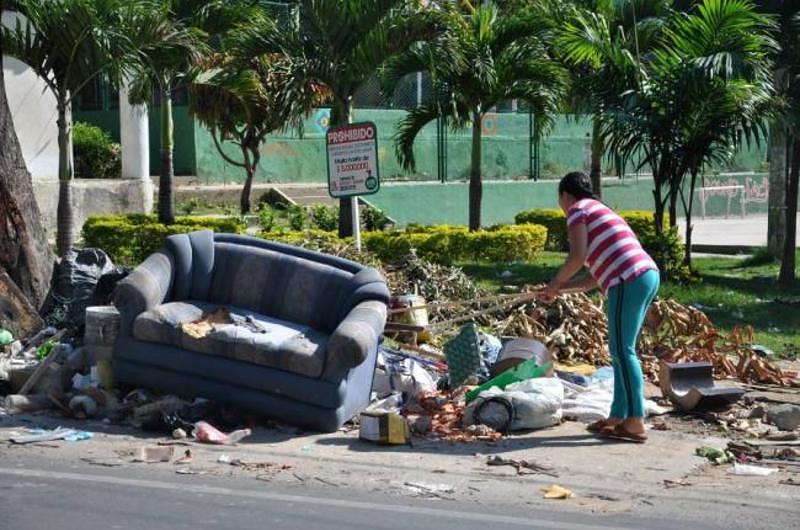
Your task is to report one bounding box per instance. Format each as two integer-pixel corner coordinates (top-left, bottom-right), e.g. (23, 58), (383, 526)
(566, 199), (658, 294)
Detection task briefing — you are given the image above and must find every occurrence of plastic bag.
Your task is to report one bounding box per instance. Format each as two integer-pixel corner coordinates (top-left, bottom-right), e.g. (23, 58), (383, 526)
(464, 377), (564, 431)
(374, 350), (436, 398)
(44, 249), (116, 330)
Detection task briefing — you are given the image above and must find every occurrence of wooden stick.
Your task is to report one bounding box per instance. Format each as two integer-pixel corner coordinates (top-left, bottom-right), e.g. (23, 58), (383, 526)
(18, 330), (67, 396)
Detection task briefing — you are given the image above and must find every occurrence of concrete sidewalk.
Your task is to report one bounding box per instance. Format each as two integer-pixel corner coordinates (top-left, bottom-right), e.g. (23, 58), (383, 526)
(680, 214), (799, 249)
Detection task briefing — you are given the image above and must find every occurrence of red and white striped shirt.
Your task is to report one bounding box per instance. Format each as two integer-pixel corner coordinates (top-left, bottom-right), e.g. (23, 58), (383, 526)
(567, 199), (658, 294)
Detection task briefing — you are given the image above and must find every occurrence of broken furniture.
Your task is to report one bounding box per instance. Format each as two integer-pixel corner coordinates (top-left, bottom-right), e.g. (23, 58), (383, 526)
(659, 361), (745, 411)
(113, 230), (389, 432)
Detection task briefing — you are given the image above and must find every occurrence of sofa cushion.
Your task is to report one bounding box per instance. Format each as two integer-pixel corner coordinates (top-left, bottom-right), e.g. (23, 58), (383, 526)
(133, 301), (329, 378)
(208, 243), (354, 333)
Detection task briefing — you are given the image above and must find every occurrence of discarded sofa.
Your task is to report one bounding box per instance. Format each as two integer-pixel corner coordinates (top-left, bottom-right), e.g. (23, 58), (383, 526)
(113, 231), (390, 432)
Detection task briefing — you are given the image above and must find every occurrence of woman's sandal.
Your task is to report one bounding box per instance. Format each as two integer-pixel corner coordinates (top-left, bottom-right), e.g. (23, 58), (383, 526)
(587, 419), (618, 433)
(599, 424), (648, 444)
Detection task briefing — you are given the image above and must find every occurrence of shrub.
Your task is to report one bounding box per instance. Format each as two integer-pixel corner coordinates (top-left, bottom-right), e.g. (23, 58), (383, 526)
(73, 122), (121, 179)
(514, 207), (687, 280)
(361, 205), (392, 231)
(309, 204), (339, 232)
(287, 205), (309, 231)
(363, 224), (547, 265)
(256, 203), (277, 231)
(82, 214), (245, 265)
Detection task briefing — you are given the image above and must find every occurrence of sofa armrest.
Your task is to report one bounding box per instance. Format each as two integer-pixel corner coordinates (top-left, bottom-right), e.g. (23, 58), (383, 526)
(327, 300), (387, 369)
(114, 250), (174, 336)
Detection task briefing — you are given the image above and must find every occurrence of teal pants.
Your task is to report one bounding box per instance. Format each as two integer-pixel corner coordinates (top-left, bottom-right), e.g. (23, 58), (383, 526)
(607, 269), (660, 419)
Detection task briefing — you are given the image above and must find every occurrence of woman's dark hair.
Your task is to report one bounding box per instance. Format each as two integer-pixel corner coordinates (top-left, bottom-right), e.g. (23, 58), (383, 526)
(558, 171), (597, 200)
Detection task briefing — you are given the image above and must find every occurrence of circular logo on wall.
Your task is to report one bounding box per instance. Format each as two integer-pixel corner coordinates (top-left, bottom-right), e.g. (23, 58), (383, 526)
(365, 176), (378, 191)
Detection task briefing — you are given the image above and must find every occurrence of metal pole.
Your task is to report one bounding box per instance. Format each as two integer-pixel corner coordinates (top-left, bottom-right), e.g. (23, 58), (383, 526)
(352, 197), (361, 251)
(416, 72), (423, 107)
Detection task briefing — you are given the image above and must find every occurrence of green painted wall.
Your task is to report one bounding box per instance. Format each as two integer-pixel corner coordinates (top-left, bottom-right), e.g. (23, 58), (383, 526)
(369, 173), (775, 227)
(193, 109), (768, 185)
(74, 106), (197, 176)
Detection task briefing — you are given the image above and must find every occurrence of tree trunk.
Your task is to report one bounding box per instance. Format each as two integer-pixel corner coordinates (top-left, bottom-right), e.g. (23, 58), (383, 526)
(0, 49), (54, 309)
(652, 174), (665, 237)
(767, 120), (787, 259)
(240, 144), (259, 215)
(468, 110), (483, 231)
(158, 90), (175, 225)
(683, 168), (699, 267)
(333, 97), (354, 238)
(56, 97), (74, 256)
(668, 183), (679, 229)
(779, 136), (800, 286)
(590, 114), (603, 199)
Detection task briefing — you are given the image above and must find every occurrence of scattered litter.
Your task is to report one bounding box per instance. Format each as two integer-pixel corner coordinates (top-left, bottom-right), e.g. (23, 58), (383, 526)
(780, 478), (800, 487)
(404, 482), (455, 498)
(134, 446), (174, 463)
(193, 421), (251, 445)
(663, 479), (693, 489)
(766, 404), (800, 432)
(80, 457), (125, 467)
(10, 428), (93, 444)
(174, 450), (193, 465)
(486, 455), (558, 477)
(443, 323), (482, 388)
(541, 484), (574, 499)
(68, 395), (99, 418)
(173, 428), (188, 440)
(464, 377), (563, 431)
(181, 308), (234, 339)
(0, 328), (13, 346)
(359, 411), (410, 444)
(728, 463), (777, 476)
(218, 454), (232, 464)
(695, 446), (734, 465)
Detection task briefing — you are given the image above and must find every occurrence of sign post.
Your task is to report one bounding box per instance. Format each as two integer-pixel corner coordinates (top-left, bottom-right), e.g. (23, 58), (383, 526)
(326, 122), (380, 251)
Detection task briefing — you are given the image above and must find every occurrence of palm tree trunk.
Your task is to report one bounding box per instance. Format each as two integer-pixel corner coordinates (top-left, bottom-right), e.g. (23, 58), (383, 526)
(56, 96), (74, 256)
(0, 41), (54, 308)
(668, 183), (679, 229)
(333, 97), (354, 238)
(158, 89), (175, 225)
(590, 114), (603, 199)
(779, 136), (800, 286)
(683, 167), (699, 267)
(240, 143), (259, 215)
(767, 120), (787, 259)
(469, 110), (483, 231)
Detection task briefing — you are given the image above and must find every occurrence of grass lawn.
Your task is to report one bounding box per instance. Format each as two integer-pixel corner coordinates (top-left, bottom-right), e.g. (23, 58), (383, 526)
(460, 251), (800, 358)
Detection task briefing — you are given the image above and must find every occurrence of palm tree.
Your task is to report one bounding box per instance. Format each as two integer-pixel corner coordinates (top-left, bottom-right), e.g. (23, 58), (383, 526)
(390, 2), (566, 231)
(129, 0), (261, 225)
(559, 0), (670, 197)
(233, 0), (445, 237)
(600, 0), (774, 267)
(3, 0), (138, 255)
(190, 16), (328, 214)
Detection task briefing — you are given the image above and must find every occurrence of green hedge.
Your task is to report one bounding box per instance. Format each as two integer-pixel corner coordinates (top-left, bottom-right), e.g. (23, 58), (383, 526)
(82, 214), (245, 265)
(73, 122), (121, 179)
(514, 208), (688, 280)
(362, 224), (548, 265)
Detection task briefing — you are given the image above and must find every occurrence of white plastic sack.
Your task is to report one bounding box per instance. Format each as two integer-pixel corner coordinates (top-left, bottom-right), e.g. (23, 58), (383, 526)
(464, 377), (564, 431)
(560, 378), (668, 422)
(373, 353), (436, 398)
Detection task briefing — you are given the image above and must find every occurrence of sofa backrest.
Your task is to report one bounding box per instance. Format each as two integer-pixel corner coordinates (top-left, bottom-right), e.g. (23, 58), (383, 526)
(163, 231), (389, 334)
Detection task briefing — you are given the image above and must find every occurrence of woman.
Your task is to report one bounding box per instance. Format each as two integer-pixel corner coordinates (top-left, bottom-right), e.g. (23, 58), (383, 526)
(539, 171), (660, 443)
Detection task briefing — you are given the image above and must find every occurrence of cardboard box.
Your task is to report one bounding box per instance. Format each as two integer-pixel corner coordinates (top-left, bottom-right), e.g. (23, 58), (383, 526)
(359, 411), (410, 444)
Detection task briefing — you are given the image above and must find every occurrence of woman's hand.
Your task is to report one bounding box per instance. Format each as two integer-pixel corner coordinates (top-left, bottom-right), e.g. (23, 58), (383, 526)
(537, 281), (561, 303)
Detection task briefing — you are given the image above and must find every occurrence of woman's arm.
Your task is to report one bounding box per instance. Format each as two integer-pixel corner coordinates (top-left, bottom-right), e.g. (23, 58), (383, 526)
(561, 274), (597, 293)
(547, 223), (588, 290)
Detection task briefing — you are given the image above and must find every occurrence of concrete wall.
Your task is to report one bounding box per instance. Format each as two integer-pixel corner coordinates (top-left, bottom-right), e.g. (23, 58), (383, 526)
(3, 12), (59, 180)
(33, 178), (154, 242)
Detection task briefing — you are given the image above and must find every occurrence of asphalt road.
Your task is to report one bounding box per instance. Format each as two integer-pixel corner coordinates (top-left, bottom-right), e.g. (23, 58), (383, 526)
(0, 460), (723, 530)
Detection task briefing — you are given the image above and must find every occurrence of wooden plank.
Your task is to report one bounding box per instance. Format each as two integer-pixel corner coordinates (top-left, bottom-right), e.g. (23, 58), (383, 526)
(18, 329), (67, 396)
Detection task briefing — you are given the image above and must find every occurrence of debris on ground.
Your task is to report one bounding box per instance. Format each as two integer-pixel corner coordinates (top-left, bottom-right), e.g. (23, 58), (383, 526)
(766, 404), (800, 432)
(403, 481), (455, 498)
(134, 446), (174, 463)
(194, 421), (252, 445)
(404, 391), (502, 442)
(486, 455), (558, 477)
(728, 463), (777, 476)
(10, 427), (93, 444)
(359, 410), (410, 445)
(695, 446), (735, 465)
(541, 484), (575, 499)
